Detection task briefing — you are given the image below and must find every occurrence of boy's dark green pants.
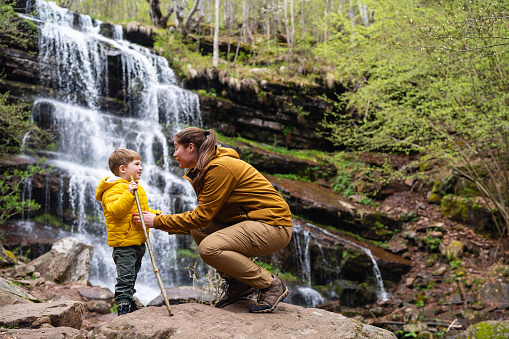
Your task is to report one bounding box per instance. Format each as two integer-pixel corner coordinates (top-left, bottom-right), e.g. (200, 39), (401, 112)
(112, 244), (145, 304)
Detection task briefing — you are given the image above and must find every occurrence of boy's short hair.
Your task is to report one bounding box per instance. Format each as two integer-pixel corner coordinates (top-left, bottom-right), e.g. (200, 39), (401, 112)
(108, 148), (141, 176)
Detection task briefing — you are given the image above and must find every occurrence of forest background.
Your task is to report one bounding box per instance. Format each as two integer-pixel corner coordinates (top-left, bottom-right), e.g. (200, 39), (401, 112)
(1, 0), (509, 337)
(1, 0), (509, 261)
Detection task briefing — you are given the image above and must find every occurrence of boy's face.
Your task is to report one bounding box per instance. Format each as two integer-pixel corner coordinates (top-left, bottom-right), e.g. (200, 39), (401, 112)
(119, 159), (143, 181)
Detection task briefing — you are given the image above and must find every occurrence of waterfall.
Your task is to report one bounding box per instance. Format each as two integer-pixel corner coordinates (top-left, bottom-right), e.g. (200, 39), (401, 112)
(303, 223), (391, 302)
(21, 0), (202, 305)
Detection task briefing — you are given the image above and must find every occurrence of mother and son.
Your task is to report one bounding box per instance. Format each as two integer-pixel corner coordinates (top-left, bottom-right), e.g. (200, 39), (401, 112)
(95, 127), (293, 316)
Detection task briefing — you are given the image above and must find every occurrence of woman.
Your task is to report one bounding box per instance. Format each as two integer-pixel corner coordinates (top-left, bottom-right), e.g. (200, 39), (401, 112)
(133, 127), (293, 313)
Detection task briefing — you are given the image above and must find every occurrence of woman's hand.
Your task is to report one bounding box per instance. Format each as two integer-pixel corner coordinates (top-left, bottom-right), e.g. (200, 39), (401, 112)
(132, 211), (156, 228)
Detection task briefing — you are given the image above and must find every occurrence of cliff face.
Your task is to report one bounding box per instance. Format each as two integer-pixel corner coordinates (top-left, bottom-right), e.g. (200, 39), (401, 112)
(2, 2), (343, 152)
(185, 68), (343, 151)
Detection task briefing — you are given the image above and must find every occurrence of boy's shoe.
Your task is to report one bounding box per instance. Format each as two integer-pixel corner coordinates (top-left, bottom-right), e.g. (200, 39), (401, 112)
(118, 302), (130, 316)
(249, 275), (289, 313)
(129, 300), (139, 313)
(215, 279), (255, 308)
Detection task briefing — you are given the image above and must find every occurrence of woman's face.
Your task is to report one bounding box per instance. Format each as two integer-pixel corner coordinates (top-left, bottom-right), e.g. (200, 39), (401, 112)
(173, 141), (198, 169)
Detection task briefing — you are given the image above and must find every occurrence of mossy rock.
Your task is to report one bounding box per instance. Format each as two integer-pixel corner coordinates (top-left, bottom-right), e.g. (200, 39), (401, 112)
(427, 192), (442, 204)
(441, 195), (492, 231)
(451, 320), (509, 339)
(441, 195), (469, 223)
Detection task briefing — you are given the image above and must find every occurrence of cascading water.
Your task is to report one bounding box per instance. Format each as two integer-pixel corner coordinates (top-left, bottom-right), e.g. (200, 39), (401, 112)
(290, 225), (325, 307)
(21, 0), (202, 305)
(303, 222), (391, 302)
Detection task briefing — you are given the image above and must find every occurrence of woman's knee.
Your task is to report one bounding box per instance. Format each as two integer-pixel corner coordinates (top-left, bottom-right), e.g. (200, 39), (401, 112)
(198, 237), (222, 260)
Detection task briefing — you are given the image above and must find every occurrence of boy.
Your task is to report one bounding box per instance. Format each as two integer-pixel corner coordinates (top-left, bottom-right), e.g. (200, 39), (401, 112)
(95, 148), (161, 316)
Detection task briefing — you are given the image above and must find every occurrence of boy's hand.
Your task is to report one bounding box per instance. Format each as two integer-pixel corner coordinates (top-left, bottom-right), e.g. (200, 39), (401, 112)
(128, 180), (138, 195)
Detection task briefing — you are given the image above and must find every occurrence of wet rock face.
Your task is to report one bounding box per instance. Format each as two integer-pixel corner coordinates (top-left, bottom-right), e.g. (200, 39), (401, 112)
(191, 70), (339, 151)
(265, 219), (412, 307)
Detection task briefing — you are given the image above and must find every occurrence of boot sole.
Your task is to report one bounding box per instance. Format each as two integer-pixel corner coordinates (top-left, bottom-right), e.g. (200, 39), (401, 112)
(249, 282), (289, 313)
(215, 287), (256, 308)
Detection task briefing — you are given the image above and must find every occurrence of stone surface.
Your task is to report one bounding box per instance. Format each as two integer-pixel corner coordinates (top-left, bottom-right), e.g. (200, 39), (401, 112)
(77, 286), (114, 302)
(89, 301), (397, 339)
(0, 244), (17, 267)
(0, 326), (88, 339)
(148, 286), (216, 306)
(0, 276), (39, 306)
(86, 300), (112, 314)
(28, 238), (94, 283)
(0, 300), (85, 329)
(479, 283), (509, 305)
(267, 175), (402, 241)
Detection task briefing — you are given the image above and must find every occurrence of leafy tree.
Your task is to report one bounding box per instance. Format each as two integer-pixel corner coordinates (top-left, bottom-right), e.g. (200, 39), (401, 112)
(320, 0), (509, 241)
(0, 161), (47, 224)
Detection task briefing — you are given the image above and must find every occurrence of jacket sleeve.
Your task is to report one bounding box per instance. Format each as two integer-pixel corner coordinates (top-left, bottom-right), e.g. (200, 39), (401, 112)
(103, 185), (135, 218)
(149, 208), (162, 215)
(154, 164), (236, 232)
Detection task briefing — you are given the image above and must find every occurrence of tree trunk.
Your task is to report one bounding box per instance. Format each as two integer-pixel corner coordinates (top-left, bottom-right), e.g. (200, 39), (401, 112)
(284, 0), (290, 49)
(212, 0), (220, 67)
(289, 0), (294, 52)
(233, 0), (246, 66)
(226, 0), (232, 68)
(148, 0), (164, 27)
(184, 0), (202, 33)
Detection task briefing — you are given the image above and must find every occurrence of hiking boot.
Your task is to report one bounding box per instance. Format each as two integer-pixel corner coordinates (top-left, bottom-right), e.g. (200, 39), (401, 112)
(129, 300), (139, 313)
(215, 279), (255, 308)
(249, 275), (289, 313)
(117, 302), (130, 316)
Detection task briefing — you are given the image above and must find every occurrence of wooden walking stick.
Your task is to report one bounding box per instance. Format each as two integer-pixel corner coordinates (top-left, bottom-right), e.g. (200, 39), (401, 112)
(131, 176), (173, 316)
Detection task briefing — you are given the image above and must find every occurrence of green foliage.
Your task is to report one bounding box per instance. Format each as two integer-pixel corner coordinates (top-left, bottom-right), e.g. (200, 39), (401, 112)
(319, 0), (509, 242)
(0, 160), (48, 224)
(0, 92), (32, 156)
(55, 0), (151, 25)
(254, 259), (297, 282)
(400, 212), (420, 223)
(328, 152), (364, 196)
(33, 213), (70, 230)
(176, 248), (200, 260)
(0, 1), (37, 49)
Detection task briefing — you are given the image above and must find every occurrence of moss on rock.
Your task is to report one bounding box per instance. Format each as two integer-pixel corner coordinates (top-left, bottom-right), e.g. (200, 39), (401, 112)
(453, 320), (509, 339)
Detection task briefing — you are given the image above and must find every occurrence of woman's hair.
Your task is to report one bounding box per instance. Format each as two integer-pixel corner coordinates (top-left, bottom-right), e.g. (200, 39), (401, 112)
(175, 127), (217, 193)
(108, 148), (141, 176)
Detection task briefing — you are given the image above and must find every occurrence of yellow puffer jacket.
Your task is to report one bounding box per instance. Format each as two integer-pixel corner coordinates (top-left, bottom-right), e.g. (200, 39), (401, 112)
(95, 177), (161, 247)
(153, 146), (293, 233)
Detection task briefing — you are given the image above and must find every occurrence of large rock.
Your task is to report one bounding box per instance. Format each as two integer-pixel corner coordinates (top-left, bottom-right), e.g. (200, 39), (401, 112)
(479, 283), (509, 305)
(0, 300), (85, 329)
(28, 238), (93, 283)
(90, 301), (396, 339)
(0, 276), (39, 306)
(0, 244), (17, 267)
(0, 327), (87, 339)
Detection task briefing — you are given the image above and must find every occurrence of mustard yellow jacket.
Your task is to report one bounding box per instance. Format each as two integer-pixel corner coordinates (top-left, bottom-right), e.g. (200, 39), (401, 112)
(95, 177), (161, 247)
(154, 146), (292, 233)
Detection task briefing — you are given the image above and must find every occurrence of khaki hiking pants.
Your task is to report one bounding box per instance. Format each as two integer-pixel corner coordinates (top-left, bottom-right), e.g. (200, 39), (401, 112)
(191, 220), (292, 290)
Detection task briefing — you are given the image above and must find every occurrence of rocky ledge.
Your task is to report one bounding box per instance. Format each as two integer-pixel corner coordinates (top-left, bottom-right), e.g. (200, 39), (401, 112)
(0, 300), (397, 339)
